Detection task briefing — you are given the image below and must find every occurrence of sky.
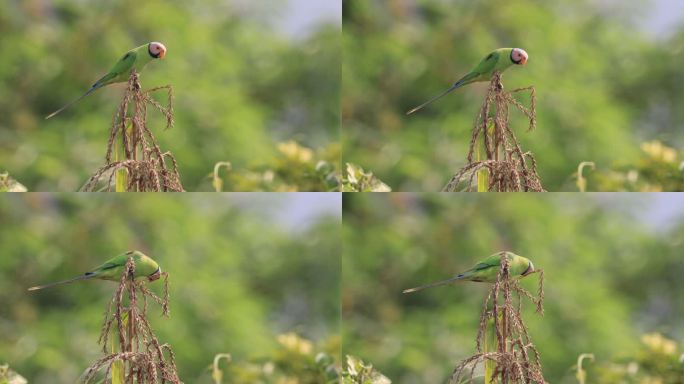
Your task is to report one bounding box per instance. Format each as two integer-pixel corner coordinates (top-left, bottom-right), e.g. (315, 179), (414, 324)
(640, 0), (684, 37)
(588, 193), (684, 232)
(229, 192), (684, 234)
(272, 192), (342, 229)
(280, 0), (341, 38)
(276, 0), (684, 40)
(635, 193), (684, 230)
(220, 193), (341, 233)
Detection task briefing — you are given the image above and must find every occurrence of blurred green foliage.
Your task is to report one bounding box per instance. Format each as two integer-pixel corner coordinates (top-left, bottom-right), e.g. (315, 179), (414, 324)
(586, 140), (684, 191)
(204, 334), (341, 384)
(342, 194), (684, 383)
(342, 0), (684, 191)
(0, 194), (340, 383)
(210, 141), (341, 192)
(0, 0), (340, 191)
(591, 333), (684, 383)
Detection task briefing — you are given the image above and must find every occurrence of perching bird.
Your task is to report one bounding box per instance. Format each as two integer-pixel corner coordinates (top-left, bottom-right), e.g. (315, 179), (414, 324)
(406, 48), (528, 115)
(27, 251), (161, 291)
(45, 42), (167, 119)
(402, 252), (534, 293)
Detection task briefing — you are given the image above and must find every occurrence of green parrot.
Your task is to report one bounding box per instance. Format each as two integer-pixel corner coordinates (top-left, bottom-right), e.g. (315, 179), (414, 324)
(27, 251), (161, 291)
(406, 47), (528, 115)
(402, 252), (534, 293)
(45, 41), (167, 119)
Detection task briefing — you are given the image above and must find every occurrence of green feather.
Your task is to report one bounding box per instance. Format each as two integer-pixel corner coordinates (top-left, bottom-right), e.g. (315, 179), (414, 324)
(46, 43), (164, 119)
(402, 252), (534, 293)
(27, 251), (160, 291)
(406, 48), (525, 115)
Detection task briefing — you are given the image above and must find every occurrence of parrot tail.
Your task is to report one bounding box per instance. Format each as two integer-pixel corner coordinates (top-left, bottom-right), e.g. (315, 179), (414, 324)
(402, 275), (463, 294)
(45, 85), (101, 119)
(406, 81), (465, 115)
(27, 273), (95, 291)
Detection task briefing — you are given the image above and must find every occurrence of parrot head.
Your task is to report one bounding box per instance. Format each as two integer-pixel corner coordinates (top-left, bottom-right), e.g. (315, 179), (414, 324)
(148, 42), (167, 59)
(510, 48), (528, 65)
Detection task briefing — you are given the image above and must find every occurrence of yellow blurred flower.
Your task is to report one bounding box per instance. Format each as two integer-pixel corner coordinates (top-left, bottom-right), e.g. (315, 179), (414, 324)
(277, 333), (313, 355)
(639, 377), (663, 384)
(641, 333), (677, 355)
(641, 141), (678, 163)
(277, 141), (314, 163)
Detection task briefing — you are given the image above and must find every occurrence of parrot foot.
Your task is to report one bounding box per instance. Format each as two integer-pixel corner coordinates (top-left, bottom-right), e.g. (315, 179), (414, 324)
(130, 70), (141, 91)
(492, 71), (504, 91)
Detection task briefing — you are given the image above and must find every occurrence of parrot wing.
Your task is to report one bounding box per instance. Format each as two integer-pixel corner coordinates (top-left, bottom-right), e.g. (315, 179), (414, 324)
(406, 51), (501, 115)
(96, 260), (122, 271)
(94, 50), (138, 87)
(468, 50), (500, 79)
(456, 253), (506, 282)
(87, 257), (129, 279)
(45, 51), (138, 119)
(469, 253), (503, 271)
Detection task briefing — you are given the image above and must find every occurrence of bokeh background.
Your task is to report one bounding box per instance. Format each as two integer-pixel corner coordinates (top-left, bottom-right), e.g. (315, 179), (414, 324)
(0, 193), (341, 383)
(342, 0), (684, 191)
(342, 193), (684, 383)
(0, 0), (341, 191)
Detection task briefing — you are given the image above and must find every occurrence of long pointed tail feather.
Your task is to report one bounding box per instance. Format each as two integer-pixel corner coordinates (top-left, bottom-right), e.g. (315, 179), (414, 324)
(45, 85), (100, 119)
(406, 81), (465, 115)
(402, 275), (463, 293)
(27, 274), (94, 291)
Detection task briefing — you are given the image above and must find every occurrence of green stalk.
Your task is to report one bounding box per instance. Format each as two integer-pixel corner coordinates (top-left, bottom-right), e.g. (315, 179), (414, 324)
(484, 316), (497, 384)
(211, 354), (232, 384)
(110, 311), (128, 384)
(477, 122), (491, 192)
(114, 122), (132, 192)
(576, 353), (594, 384)
(576, 162), (595, 192)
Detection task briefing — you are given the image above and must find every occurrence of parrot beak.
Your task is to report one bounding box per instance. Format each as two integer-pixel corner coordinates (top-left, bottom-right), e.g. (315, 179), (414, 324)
(148, 267), (162, 281)
(522, 261), (535, 276)
(158, 48), (166, 59)
(519, 56), (527, 65)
